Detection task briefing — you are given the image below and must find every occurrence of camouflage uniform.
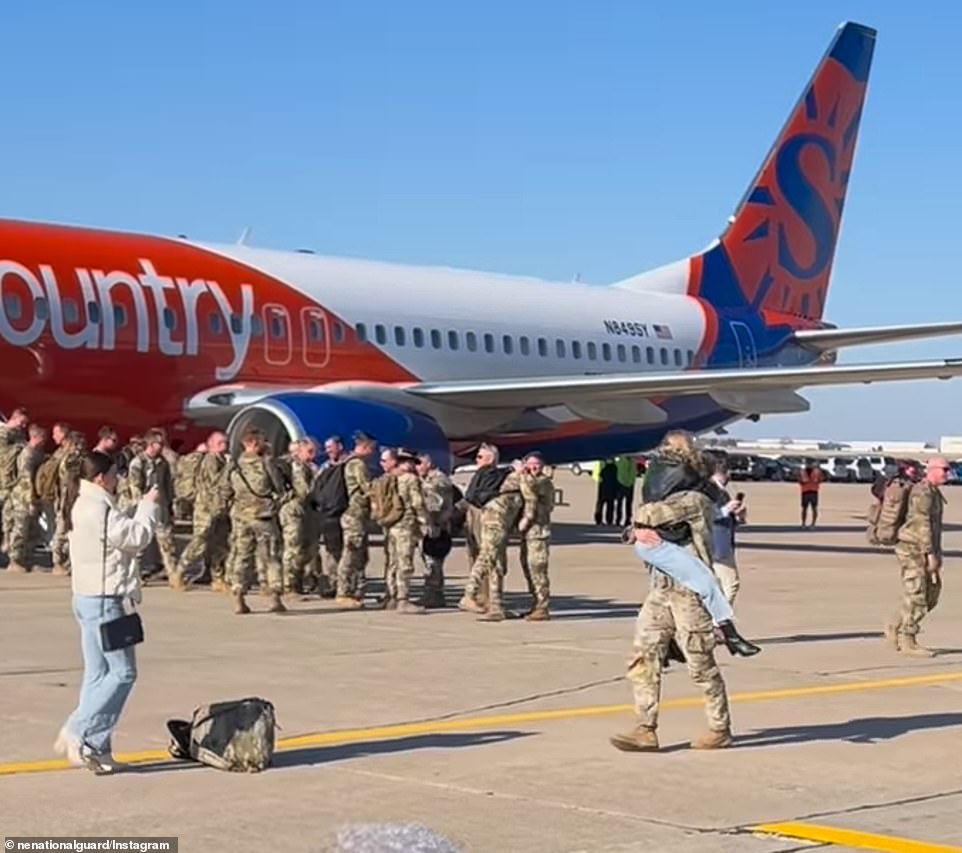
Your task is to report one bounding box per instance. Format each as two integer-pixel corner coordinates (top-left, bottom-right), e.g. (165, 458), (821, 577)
(335, 456), (372, 602)
(890, 480), (945, 652)
(279, 457), (314, 594)
(519, 471), (555, 616)
(384, 471), (428, 609)
(463, 470), (533, 619)
(173, 449), (204, 523)
(52, 447), (84, 575)
(615, 489), (731, 747)
(221, 452), (286, 601)
(127, 453), (177, 579)
(175, 450), (231, 589)
(0, 424), (26, 550)
(6, 444), (45, 570)
(421, 468), (455, 604)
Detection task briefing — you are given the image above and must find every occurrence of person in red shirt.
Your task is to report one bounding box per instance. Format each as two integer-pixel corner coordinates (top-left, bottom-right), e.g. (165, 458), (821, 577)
(799, 460), (823, 529)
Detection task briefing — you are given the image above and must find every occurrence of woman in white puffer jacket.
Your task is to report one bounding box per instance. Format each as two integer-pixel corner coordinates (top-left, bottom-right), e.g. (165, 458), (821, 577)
(54, 450), (159, 774)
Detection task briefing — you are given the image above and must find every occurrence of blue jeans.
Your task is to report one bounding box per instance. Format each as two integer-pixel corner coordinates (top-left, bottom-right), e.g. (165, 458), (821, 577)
(64, 595), (138, 755)
(634, 541), (734, 625)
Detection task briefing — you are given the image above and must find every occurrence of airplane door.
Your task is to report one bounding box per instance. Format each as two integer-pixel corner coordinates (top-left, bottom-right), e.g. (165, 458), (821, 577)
(263, 304), (292, 366)
(729, 321), (758, 368)
(301, 306), (331, 369)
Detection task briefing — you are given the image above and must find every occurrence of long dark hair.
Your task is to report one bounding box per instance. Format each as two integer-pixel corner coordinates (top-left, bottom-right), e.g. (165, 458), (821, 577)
(63, 451), (116, 532)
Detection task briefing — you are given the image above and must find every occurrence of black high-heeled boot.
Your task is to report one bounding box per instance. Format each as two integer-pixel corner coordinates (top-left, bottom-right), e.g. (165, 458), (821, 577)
(717, 621), (761, 657)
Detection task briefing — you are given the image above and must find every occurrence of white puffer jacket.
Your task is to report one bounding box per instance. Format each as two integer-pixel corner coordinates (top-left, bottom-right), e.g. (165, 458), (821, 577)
(68, 479), (159, 604)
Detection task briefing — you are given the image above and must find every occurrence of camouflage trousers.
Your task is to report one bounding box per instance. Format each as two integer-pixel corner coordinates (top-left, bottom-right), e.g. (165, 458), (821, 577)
(52, 511), (71, 570)
(177, 511), (230, 583)
(466, 520), (510, 611)
(1, 493), (12, 549)
(227, 517), (284, 594)
(134, 524), (177, 577)
(385, 523), (420, 602)
(317, 518), (342, 594)
(893, 546), (942, 637)
(336, 513), (369, 599)
(520, 534), (550, 608)
(626, 572), (731, 733)
(280, 501), (309, 594)
(464, 504), (482, 569)
(8, 501), (40, 566)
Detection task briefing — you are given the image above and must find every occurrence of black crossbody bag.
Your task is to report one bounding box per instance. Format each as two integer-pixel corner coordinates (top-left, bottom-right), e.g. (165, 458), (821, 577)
(99, 506), (144, 651)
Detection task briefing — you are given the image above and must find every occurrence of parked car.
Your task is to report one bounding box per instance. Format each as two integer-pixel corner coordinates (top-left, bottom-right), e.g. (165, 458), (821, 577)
(776, 456), (807, 482)
(820, 456), (858, 482)
(728, 453), (766, 481)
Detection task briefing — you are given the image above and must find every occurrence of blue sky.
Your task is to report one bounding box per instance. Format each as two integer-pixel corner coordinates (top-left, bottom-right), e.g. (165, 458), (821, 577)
(2, 2), (960, 441)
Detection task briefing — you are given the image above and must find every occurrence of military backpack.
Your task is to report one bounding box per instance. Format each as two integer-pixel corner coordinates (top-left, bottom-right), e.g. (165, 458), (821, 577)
(370, 474), (405, 527)
(35, 456), (61, 503)
(166, 697), (277, 773)
(866, 477), (913, 547)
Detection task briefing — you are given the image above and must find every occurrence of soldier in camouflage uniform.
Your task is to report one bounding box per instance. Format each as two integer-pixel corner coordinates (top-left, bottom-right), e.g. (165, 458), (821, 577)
(51, 431), (87, 576)
(0, 407), (29, 553)
(298, 438), (323, 593)
(335, 432), (376, 608)
(381, 449), (429, 613)
(172, 431), (231, 591)
(5, 424), (47, 573)
(518, 452), (555, 621)
(279, 439), (316, 595)
(221, 427), (287, 614)
(460, 462), (535, 622)
(885, 456), (950, 657)
(417, 453), (455, 608)
(172, 441), (206, 523)
(127, 429), (177, 586)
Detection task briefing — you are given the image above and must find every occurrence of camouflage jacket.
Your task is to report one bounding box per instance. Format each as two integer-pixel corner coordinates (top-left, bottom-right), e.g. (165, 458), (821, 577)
(422, 469), (455, 531)
(196, 452), (229, 516)
(283, 459), (314, 510)
(222, 452), (285, 522)
(520, 471), (554, 536)
(897, 480), (945, 555)
(395, 471), (428, 532)
(11, 445), (45, 504)
(128, 453), (174, 516)
(481, 469), (530, 531)
(0, 425), (26, 491)
(343, 456), (371, 519)
(634, 489), (715, 567)
(57, 448), (85, 517)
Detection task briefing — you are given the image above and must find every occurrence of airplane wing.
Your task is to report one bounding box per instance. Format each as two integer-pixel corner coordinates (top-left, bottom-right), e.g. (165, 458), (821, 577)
(406, 358), (962, 408)
(792, 322), (962, 352)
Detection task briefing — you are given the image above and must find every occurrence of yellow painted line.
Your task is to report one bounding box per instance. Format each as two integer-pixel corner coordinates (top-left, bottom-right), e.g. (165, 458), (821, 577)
(754, 821), (962, 852)
(3, 669), (962, 777)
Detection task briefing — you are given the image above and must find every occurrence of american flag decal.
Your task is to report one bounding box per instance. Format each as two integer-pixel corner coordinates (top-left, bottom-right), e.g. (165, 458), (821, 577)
(653, 324), (673, 340)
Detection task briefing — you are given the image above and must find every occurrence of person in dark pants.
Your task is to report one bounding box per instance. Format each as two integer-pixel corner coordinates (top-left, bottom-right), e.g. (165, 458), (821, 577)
(594, 459), (619, 525)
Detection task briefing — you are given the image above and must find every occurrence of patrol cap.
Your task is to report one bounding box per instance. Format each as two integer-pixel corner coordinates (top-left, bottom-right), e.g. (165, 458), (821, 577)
(396, 447), (419, 463)
(352, 430), (376, 445)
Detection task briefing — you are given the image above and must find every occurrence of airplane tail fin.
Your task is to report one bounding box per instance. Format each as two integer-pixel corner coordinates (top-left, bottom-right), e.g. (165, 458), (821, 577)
(695, 21), (876, 321)
(618, 22), (876, 322)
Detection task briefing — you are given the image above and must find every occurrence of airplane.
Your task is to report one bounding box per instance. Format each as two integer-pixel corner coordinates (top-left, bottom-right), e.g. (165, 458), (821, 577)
(1, 20), (960, 472)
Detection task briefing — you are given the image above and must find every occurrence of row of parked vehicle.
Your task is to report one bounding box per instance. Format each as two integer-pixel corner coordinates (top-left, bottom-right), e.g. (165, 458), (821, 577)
(725, 452), (962, 484)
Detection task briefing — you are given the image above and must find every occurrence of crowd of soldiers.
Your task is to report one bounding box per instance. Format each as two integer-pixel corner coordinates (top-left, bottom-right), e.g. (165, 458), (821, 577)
(0, 408), (558, 620)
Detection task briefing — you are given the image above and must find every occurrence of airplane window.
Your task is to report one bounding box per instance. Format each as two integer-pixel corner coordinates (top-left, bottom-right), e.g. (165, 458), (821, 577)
(271, 316), (285, 338)
(631, 345), (642, 364)
(502, 335), (513, 355)
(3, 294), (21, 319)
(356, 322), (367, 342)
(251, 315), (263, 337)
(674, 349), (683, 367)
(112, 304), (125, 326)
(208, 313), (221, 334)
(448, 330), (459, 350)
(64, 299), (79, 324)
(163, 308), (176, 331)
(602, 343), (612, 361)
(483, 333), (494, 353)
(466, 331), (478, 352)
(374, 324), (387, 345)
(413, 327), (425, 348)
(556, 339), (566, 358)
(617, 344), (626, 363)
(36, 298), (49, 321)
(430, 329), (442, 349)
(538, 337), (548, 357)
(230, 314), (243, 335)
(587, 342), (597, 361)
(333, 321), (345, 343)
(519, 336), (530, 356)
(687, 349), (695, 366)
(660, 347), (669, 365)
(646, 346), (655, 364)
(571, 341), (582, 360)
(394, 326), (406, 346)
(308, 318), (324, 341)
(88, 302), (101, 324)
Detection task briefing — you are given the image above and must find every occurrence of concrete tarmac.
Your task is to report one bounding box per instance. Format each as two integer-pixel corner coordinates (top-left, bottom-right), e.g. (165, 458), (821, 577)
(2, 473), (962, 852)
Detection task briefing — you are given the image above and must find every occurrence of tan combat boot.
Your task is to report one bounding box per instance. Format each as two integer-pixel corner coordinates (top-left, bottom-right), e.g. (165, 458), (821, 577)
(610, 723), (659, 752)
(334, 595), (363, 610)
(232, 590), (251, 615)
(396, 599), (425, 615)
(526, 598), (550, 621)
(211, 578), (227, 594)
(883, 623), (901, 650)
(899, 634), (935, 658)
(6, 561), (29, 573)
(268, 592), (287, 614)
(690, 729), (733, 749)
(51, 564), (70, 576)
(168, 570), (187, 592)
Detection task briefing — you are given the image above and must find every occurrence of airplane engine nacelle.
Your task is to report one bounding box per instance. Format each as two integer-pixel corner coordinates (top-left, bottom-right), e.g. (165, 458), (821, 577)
(225, 392), (453, 473)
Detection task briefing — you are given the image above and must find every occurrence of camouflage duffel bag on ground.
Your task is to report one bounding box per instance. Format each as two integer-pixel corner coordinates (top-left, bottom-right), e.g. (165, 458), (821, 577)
(167, 697), (277, 772)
